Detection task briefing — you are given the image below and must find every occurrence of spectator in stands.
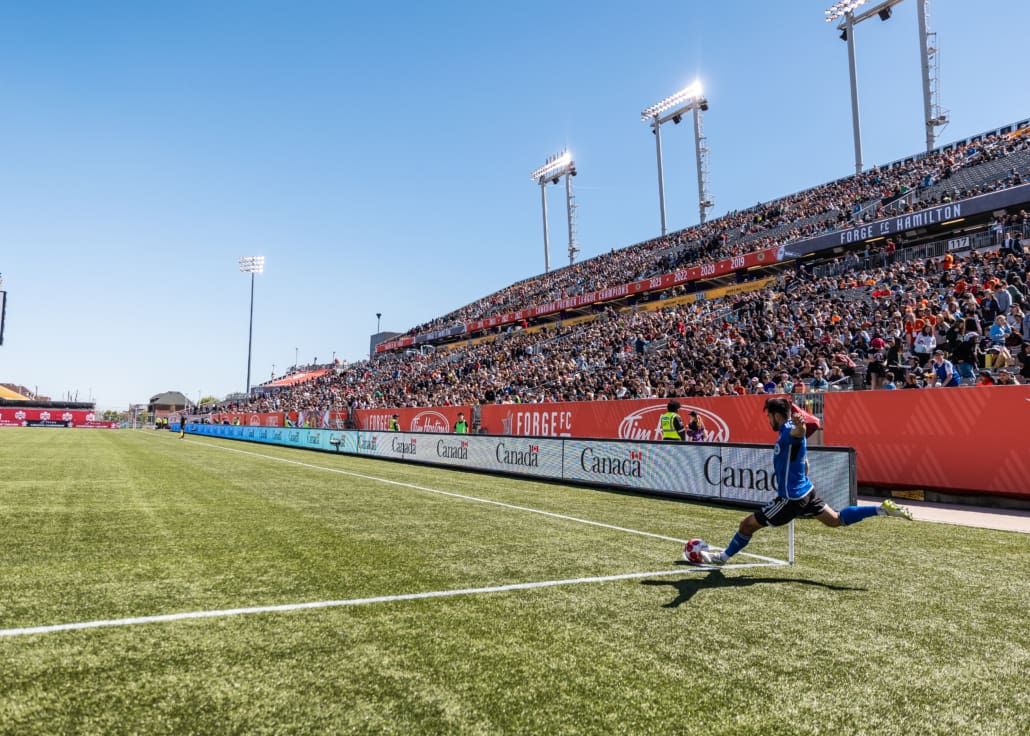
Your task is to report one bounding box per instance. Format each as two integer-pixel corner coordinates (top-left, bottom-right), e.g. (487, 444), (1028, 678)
(902, 371), (922, 389)
(930, 350), (960, 387)
(981, 289), (1001, 325)
(777, 372), (795, 394)
(994, 369), (1020, 385)
(951, 333), (981, 381)
(866, 353), (886, 390)
(810, 369), (830, 392)
(827, 364), (848, 388)
(989, 315), (1012, 345)
(913, 324), (936, 366)
(986, 344), (1016, 370)
(883, 371), (897, 390)
(1008, 303), (1026, 334)
(1017, 342), (1030, 381)
(686, 411), (706, 442)
(885, 337), (906, 372)
(994, 283), (1012, 315)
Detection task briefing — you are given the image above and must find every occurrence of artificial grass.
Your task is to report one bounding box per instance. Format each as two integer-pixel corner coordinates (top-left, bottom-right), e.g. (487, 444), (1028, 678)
(0, 428), (1026, 735)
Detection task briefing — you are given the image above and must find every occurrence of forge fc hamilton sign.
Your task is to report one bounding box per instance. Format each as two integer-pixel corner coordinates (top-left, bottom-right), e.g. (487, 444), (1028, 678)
(784, 183), (1030, 259)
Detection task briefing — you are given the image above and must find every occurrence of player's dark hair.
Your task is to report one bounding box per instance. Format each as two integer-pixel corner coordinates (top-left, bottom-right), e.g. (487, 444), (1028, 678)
(667, 400), (681, 412)
(764, 397), (791, 417)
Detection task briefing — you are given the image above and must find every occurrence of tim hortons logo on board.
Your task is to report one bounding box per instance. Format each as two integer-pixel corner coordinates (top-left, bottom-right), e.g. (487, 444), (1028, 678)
(617, 404), (730, 442)
(411, 411), (450, 433)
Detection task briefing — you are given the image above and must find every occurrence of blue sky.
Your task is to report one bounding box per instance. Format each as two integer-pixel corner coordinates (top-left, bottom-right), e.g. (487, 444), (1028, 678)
(1, 1), (1027, 409)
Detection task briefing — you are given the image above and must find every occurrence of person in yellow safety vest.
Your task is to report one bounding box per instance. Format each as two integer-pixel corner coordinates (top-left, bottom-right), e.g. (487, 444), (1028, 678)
(453, 412), (469, 434)
(389, 414), (400, 431)
(659, 400), (686, 441)
(232, 417), (241, 426)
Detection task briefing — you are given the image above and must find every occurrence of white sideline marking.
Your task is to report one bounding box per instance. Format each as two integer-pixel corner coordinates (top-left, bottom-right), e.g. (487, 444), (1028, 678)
(168, 435), (690, 544)
(153, 431), (788, 565)
(0, 562), (783, 639)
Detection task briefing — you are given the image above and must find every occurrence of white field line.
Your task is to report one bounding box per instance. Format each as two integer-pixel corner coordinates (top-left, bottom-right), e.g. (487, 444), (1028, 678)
(164, 431), (784, 567)
(0, 562), (783, 639)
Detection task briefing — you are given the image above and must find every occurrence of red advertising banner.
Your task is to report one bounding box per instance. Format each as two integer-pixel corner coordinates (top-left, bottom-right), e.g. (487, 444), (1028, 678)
(477, 395), (793, 445)
(205, 410), (348, 428)
(378, 244), (786, 352)
(823, 386), (1030, 497)
(195, 387), (1030, 497)
(0, 408), (117, 428)
(351, 407), (473, 433)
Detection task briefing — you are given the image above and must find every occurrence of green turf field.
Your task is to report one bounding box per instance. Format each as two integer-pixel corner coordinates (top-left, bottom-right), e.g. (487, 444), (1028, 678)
(0, 428), (1027, 735)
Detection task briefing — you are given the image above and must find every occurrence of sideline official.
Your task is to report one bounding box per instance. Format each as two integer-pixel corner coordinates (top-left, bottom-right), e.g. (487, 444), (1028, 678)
(659, 400), (686, 441)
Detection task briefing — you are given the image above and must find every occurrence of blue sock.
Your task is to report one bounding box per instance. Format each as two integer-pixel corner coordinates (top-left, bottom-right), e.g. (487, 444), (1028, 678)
(838, 505), (880, 526)
(723, 531), (751, 559)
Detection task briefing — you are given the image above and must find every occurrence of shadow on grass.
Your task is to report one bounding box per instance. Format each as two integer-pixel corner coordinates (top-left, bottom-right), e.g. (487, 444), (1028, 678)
(641, 568), (866, 608)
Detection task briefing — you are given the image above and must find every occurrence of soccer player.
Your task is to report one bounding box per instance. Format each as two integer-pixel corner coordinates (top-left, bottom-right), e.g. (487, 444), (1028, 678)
(178, 413), (187, 440)
(698, 397), (912, 565)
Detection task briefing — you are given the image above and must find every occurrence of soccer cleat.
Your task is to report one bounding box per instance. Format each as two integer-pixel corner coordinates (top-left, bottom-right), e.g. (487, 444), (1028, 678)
(699, 549), (726, 565)
(880, 499), (914, 521)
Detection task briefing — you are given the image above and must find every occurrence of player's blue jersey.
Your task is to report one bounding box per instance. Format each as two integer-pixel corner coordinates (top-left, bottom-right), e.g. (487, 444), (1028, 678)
(773, 422), (813, 499)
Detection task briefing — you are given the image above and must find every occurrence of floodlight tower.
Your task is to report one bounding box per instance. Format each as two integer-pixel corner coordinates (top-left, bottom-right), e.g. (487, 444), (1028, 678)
(826, 0), (946, 172)
(915, 0), (948, 151)
(239, 255), (265, 395)
(641, 80), (713, 235)
(530, 150), (578, 272)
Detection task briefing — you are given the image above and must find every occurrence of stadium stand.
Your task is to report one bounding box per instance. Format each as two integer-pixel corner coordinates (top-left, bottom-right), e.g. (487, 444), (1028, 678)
(400, 125), (1030, 337)
(196, 122), (1030, 420)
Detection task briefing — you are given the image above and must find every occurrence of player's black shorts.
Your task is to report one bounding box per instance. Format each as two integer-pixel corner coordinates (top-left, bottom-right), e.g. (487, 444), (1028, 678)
(754, 492), (828, 527)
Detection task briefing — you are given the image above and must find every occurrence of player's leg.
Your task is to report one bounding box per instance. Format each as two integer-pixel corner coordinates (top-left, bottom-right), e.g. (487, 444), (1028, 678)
(822, 499), (913, 526)
(701, 512), (763, 564)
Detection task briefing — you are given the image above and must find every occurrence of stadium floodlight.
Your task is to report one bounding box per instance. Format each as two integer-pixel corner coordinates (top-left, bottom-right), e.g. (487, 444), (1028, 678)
(826, 0), (943, 171)
(825, 0), (869, 23)
(530, 150), (579, 272)
(530, 151), (573, 183)
(639, 81), (703, 121)
(641, 80), (714, 233)
(239, 256), (265, 395)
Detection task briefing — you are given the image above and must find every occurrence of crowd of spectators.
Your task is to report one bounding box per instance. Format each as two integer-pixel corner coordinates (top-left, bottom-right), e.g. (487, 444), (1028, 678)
(197, 241), (1029, 422)
(405, 129), (1030, 339)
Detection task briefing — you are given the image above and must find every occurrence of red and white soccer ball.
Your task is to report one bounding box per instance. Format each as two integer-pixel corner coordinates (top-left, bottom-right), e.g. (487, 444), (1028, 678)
(682, 538), (708, 564)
